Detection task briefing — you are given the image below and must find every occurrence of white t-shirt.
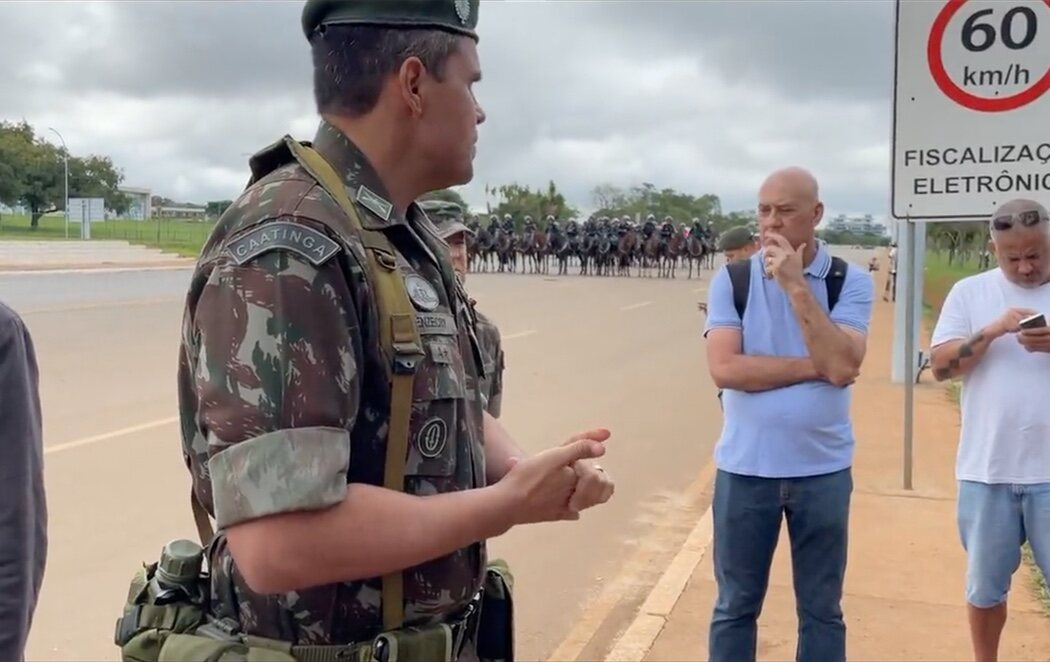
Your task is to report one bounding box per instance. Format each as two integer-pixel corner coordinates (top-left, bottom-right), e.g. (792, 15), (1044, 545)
(931, 269), (1050, 484)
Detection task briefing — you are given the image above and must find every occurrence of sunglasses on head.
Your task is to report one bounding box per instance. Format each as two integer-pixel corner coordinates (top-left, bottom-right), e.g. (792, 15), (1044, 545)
(992, 209), (1048, 231)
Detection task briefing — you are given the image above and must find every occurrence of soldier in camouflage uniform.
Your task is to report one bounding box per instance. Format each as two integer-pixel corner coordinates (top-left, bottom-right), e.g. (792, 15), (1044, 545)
(175, 0), (614, 656)
(431, 215), (505, 418)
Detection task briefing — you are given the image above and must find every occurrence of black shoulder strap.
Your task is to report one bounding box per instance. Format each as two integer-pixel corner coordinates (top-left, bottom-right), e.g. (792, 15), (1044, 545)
(726, 259), (751, 320)
(826, 256), (848, 311)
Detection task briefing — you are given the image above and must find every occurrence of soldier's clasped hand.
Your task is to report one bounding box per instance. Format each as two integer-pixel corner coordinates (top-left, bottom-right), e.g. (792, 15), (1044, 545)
(498, 430), (611, 526)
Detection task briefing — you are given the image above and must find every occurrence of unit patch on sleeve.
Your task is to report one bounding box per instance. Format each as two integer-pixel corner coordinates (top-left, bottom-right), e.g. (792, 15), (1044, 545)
(227, 221), (341, 266)
(417, 418), (449, 458)
(405, 274), (441, 311)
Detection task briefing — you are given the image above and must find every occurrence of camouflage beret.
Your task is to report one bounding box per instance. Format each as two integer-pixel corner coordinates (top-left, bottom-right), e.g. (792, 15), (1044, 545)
(717, 225), (756, 251)
(432, 217), (474, 240)
(302, 0), (480, 41)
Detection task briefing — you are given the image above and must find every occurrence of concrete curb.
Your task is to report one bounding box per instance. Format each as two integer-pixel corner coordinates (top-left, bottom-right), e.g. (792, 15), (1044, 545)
(604, 506), (715, 661)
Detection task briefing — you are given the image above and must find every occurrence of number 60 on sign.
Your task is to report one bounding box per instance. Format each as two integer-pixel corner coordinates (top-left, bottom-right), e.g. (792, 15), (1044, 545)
(892, 0), (1050, 220)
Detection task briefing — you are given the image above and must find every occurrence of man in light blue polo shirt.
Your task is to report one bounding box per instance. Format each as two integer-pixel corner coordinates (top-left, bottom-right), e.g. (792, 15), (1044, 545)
(703, 167), (874, 662)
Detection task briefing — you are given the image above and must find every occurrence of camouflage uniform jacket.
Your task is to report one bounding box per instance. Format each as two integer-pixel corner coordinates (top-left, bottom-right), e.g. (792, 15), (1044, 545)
(176, 121), (488, 645)
(473, 310), (504, 418)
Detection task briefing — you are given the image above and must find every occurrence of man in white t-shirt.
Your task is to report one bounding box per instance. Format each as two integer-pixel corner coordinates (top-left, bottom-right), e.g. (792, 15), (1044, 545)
(930, 197), (1050, 662)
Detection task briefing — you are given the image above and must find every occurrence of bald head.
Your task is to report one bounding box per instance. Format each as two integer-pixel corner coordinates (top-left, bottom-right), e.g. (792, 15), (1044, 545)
(761, 166), (820, 203)
(989, 198), (1050, 288)
(990, 198), (1049, 237)
(757, 166), (824, 251)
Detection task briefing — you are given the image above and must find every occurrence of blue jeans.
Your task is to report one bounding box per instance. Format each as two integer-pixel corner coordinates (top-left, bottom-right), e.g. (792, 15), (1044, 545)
(708, 468), (852, 662)
(958, 480), (1050, 608)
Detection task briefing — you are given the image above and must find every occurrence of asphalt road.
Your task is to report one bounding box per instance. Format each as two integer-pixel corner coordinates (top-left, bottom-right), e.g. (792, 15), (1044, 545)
(12, 247), (875, 661)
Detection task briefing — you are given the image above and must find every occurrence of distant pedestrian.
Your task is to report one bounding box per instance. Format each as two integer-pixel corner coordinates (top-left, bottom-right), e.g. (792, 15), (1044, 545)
(703, 166), (874, 662)
(0, 300), (47, 662)
(930, 198), (1050, 662)
(884, 242), (898, 301)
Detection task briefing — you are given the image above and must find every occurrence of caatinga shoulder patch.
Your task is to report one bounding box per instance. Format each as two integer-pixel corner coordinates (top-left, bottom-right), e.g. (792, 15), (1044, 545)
(227, 221), (341, 266)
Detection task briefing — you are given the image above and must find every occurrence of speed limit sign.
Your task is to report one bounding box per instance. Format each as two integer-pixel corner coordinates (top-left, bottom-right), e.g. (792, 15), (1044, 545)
(892, 0), (1050, 220)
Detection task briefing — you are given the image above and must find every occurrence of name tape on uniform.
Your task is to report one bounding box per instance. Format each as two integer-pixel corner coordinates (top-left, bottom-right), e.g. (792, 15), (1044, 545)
(228, 222), (341, 267)
(415, 312), (456, 336)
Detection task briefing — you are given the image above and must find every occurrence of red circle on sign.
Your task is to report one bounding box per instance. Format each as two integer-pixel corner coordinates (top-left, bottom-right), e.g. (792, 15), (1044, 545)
(927, 0), (1050, 112)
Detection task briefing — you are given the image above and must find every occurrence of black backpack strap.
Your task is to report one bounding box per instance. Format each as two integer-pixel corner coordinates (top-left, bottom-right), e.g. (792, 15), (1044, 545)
(826, 256), (848, 311)
(726, 259), (752, 320)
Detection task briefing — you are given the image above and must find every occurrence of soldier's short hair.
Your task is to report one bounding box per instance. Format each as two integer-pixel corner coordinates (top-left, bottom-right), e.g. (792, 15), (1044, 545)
(311, 25), (462, 117)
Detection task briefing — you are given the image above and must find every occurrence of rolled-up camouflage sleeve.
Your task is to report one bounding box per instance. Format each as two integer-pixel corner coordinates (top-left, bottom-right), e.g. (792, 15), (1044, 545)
(476, 314), (505, 418)
(192, 244), (361, 530)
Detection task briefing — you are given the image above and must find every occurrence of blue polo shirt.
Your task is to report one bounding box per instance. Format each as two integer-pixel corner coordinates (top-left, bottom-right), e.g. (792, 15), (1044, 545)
(703, 242), (874, 478)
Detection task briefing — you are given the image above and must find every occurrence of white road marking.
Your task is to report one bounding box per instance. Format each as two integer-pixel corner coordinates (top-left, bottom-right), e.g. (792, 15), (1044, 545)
(44, 416), (179, 456)
(502, 329), (538, 341)
(693, 287), (705, 294)
(21, 297), (182, 315)
(620, 301), (652, 311)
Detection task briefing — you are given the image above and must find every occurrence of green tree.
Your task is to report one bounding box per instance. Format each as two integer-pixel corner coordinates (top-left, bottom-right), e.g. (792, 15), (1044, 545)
(206, 200), (234, 218)
(927, 221), (987, 266)
(0, 121), (128, 227)
(713, 209), (757, 234)
(590, 182), (723, 225)
(491, 181), (578, 228)
(818, 229), (891, 247)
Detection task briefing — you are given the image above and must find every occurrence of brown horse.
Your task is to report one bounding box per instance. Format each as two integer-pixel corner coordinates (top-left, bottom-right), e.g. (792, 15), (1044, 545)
(662, 228), (686, 278)
(617, 227), (642, 277)
(521, 226), (550, 274)
(642, 231), (663, 278)
(684, 231), (708, 279)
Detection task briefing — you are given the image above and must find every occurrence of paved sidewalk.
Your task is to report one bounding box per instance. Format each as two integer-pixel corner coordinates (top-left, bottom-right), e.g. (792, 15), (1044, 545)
(611, 288), (1050, 661)
(0, 240), (193, 270)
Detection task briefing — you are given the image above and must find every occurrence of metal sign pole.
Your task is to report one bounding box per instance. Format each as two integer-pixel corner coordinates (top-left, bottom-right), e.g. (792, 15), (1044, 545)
(902, 215), (916, 490)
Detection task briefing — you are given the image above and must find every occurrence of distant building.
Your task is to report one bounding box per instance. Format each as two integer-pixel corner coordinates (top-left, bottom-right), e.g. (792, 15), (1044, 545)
(827, 213), (887, 236)
(154, 205), (207, 220)
(117, 186), (152, 220)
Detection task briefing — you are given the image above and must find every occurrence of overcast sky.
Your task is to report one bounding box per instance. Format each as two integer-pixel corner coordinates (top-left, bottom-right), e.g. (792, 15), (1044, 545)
(2, 0), (897, 221)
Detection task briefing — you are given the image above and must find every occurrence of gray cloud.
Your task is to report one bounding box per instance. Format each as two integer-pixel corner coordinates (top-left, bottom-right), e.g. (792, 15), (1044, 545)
(2, 0), (898, 222)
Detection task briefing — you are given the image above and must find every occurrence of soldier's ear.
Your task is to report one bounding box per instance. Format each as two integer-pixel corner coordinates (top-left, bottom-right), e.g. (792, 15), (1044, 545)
(397, 57), (427, 117)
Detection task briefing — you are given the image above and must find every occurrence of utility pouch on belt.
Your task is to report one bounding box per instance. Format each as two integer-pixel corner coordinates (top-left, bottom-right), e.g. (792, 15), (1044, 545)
(114, 540), (208, 662)
(477, 559), (516, 662)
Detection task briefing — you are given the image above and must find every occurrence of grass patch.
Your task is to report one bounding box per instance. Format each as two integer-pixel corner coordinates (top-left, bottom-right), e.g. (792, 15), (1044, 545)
(0, 213), (213, 257)
(923, 251), (987, 312)
(1023, 544), (1050, 615)
(945, 380), (961, 405)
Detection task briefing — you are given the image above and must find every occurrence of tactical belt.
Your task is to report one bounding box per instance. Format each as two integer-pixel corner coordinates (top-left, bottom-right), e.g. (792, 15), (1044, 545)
(201, 588), (483, 662)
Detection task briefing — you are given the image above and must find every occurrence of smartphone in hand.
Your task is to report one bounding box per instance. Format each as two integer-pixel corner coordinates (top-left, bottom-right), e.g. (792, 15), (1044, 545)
(1019, 313), (1047, 330)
